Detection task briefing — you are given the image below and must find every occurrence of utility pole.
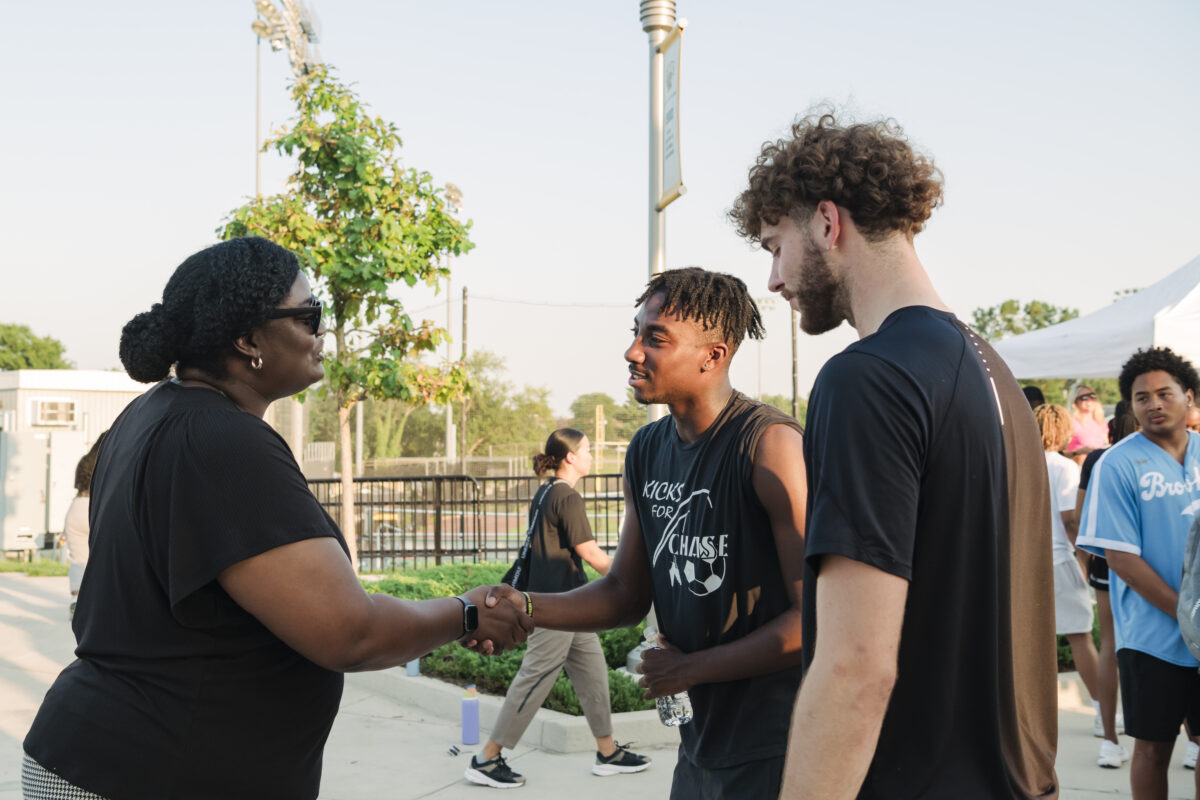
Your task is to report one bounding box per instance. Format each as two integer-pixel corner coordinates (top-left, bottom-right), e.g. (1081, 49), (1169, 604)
(442, 183), (463, 470)
(640, 1), (681, 424)
(460, 285), (467, 474)
(444, 269), (455, 465)
(250, 0), (320, 466)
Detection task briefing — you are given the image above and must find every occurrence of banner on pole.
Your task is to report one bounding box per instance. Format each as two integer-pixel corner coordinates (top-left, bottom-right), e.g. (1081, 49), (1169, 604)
(657, 21), (686, 211)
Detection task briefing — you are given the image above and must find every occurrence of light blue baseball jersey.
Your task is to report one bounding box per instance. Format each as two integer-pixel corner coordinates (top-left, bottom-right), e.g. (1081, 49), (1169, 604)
(1078, 431), (1200, 666)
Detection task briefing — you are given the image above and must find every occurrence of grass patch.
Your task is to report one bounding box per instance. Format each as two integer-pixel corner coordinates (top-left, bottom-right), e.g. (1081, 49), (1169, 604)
(0, 559), (69, 577)
(366, 561), (654, 715)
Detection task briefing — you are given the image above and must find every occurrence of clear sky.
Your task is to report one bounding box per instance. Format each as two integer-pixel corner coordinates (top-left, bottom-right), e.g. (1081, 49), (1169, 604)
(1, 1), (1197, 415)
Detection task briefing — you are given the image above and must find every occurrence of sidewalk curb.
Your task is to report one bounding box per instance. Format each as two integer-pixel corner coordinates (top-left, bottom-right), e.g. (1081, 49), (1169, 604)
(352, 669), (681, 754)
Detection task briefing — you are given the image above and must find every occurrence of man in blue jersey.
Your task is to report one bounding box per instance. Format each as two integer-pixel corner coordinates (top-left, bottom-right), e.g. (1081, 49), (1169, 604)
(1078, 346), (1200, 800)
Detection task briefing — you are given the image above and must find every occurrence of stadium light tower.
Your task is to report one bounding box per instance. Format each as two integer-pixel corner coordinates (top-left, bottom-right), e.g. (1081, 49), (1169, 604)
(250, 0), (321, 197)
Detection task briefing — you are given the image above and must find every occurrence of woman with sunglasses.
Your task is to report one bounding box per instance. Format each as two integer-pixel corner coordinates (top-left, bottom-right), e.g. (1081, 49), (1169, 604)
(1065, 384), (1109, 466)
(21, 237), (531, 800)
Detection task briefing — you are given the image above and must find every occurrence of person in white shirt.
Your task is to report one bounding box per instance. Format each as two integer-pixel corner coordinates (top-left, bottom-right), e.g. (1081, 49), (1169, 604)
(1036, 404), (1116, 766)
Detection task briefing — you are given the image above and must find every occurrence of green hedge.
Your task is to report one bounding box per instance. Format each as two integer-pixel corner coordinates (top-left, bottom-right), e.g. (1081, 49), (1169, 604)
(6, 556), (1091, 676)
(365, 562), (654, 715)
(0, 559), (69, 577)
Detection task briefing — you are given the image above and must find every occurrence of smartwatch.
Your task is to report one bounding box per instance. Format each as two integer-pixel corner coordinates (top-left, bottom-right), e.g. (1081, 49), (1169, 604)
(455, 595), (479, 637)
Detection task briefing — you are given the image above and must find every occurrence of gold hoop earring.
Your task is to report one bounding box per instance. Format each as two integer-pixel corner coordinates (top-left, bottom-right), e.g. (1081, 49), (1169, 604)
(251, 356), (263, 370)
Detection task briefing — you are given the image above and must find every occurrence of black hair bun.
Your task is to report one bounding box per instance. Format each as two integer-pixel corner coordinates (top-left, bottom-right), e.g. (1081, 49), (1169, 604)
(119, 303), (180, 382)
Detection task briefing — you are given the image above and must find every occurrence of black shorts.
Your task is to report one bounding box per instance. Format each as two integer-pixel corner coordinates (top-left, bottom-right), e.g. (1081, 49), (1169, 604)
(670, 752), (785, 800)
(1117, 648), (1200, 742)
(1087, 554), (1109, 592)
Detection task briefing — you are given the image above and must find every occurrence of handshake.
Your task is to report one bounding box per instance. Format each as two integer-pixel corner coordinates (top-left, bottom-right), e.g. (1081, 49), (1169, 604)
(457, 584), (536, 655)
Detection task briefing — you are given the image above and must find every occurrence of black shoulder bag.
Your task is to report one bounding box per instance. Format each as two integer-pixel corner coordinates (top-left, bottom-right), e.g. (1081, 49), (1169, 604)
(502, 479), (561, 591)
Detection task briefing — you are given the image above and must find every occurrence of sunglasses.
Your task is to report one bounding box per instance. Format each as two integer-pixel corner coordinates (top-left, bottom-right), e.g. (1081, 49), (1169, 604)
(1076, 393), (1098, 402)
(265, 299), (322, 335)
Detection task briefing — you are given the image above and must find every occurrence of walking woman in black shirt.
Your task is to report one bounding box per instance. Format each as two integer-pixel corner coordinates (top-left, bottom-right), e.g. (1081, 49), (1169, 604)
(465, 429), (649, 788)
(21, 238), (531, 800)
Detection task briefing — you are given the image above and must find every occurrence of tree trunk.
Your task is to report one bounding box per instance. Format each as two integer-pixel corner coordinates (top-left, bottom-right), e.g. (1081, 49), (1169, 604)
(339, 403), (359, 572)
(393, 405), (415, 457)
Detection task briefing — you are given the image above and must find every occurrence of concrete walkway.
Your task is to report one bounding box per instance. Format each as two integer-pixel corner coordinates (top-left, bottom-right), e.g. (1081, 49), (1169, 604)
(1, 574), (1197, 799)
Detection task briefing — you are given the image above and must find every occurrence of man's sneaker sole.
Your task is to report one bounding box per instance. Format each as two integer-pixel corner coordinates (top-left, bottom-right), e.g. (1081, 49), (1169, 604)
(592, 761), (650, 776)
(464, 767), (525, 788)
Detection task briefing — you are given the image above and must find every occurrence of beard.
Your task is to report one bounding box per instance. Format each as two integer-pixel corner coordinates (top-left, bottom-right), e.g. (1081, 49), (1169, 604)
(794, 235), (850, 335)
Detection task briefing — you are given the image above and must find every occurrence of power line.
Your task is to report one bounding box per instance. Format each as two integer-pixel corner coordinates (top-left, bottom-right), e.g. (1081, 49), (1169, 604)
(470, 295), (631, 309)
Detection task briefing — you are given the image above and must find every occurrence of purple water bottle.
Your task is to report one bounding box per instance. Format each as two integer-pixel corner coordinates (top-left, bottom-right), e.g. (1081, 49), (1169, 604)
(461, 684), (480, 745)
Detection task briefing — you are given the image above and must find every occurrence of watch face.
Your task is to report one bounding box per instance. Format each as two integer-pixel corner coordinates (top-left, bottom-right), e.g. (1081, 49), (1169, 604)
(464, 601), (479, 634)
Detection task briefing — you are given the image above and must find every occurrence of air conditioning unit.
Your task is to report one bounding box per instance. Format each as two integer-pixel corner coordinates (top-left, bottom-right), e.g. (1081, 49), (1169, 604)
(31, 398), (76, 427)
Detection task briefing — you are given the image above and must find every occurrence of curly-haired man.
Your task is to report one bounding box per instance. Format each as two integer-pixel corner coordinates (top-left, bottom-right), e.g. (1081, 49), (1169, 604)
(1078, 347), (1200, 799)
(730, 114), (1059, 799)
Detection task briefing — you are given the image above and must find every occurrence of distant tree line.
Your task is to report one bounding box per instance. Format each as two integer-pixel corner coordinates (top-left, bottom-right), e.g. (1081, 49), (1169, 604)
(0, 323), (71, 370)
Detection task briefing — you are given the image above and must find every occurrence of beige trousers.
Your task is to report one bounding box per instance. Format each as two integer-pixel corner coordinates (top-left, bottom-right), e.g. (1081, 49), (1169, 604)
(488, 627), (612, 748)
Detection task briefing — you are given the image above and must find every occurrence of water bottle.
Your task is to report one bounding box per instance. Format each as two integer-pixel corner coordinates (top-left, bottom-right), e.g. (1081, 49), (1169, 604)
(461, 684), (480, 745)
(643, 627), (693, 727)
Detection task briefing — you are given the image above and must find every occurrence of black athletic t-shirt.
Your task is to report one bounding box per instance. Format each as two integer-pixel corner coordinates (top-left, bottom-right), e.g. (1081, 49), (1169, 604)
(24, 381), (348, 800)
(527, 479), (594, 594)
(1080, 447), (1107, 490)
(802, 307), (1059, 799)
(626, 391), (803, 769)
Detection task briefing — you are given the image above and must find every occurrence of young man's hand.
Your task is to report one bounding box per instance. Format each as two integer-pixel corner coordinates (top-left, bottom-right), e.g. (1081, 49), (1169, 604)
(637, 636), (695, 698)
(461, 584), (533, 654)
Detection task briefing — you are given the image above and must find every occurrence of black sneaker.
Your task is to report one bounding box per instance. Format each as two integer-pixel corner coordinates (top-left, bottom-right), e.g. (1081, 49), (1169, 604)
(465, 754), (526, 789)
(592, 742), (651, 776)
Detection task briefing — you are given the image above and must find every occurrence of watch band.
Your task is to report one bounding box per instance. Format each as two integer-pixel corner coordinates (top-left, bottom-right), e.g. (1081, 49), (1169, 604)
(455, 595), (478, 636)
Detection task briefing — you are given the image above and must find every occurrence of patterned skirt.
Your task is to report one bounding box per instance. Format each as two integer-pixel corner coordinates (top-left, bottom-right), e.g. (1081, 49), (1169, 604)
(21, 754), (108, 800)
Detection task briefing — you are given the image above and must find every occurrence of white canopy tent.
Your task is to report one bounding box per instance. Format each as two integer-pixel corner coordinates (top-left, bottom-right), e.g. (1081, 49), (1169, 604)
(992, 255), (1200, 379)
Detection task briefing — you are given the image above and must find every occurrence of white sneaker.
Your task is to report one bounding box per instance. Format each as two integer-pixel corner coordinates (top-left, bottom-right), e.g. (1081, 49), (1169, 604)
(1184, 740), (1198, 770)
(1097, 740), (1130, 769)
(1092, 713), (1125, 737)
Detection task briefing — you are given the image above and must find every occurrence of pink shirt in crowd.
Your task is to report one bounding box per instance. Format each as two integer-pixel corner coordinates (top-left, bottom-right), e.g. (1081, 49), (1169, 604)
(1067, 416), (1107, 453)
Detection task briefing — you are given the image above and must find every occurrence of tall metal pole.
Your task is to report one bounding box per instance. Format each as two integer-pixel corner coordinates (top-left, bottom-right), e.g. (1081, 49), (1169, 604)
(255, 36), (262, 198)
(444, 268), (455, 464)
(460, 285), (467, 473)
(641, 0), (675, 423)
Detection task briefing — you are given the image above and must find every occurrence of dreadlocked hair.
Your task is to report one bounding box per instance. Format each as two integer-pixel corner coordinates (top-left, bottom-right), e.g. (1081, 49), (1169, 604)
(1034, 404), (1073, 453)
(634, 267), (765, 352)
(1118, 347), (1200, 403)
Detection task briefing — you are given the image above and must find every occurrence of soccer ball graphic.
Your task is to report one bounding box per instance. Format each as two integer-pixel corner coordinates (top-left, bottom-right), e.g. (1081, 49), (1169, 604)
(683, 557), (726, 596)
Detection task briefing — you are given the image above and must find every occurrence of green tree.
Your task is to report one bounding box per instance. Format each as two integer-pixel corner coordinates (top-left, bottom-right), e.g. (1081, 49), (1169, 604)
(972, 299), (1121, 410)
(221, 65), (473, 566)
(971, 299), (1079, 342)
(568, 390), (655, 443)
(1020, 378), (1121, 408)
(569, 392), (620, 441)
(460, 351), (554, 456)
(612, 390), (649, 441)
(397, 405), (445, 456)
(760, 392), (807, 422)
(0, 324), (72, 370)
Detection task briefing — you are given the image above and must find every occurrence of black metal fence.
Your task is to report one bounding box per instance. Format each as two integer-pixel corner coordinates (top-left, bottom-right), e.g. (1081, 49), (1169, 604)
(307, 474), (625, 572)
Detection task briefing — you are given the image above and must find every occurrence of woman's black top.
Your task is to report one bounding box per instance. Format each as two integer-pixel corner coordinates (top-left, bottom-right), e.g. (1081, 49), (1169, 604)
(527, 480), (594, 594)
(24, 381), (348, 800)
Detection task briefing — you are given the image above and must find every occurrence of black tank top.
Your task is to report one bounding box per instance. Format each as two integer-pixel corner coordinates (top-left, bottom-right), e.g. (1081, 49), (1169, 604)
(626, 391), (803, 768)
